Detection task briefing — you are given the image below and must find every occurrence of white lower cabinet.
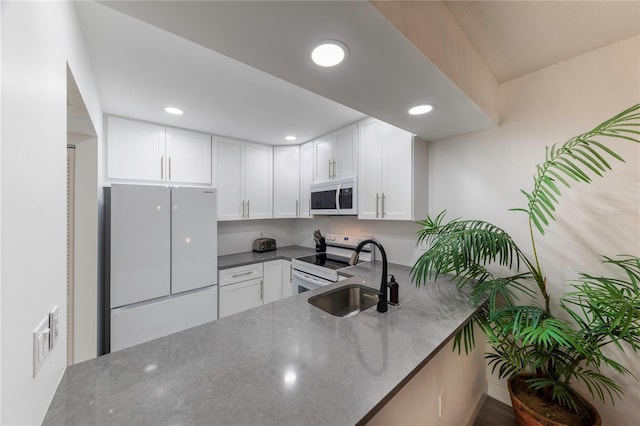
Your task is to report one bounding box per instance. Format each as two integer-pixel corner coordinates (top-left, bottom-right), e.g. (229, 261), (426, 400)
(219, 260), (294, 316)
(282, 260), (292, 298)
(263, 260), (292, 303)
(219, 263), (264, 318)
(263, 260), (284, 304)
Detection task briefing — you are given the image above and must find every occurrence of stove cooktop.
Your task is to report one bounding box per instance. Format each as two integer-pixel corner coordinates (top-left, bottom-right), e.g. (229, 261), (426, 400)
(294, 253), (358, 271)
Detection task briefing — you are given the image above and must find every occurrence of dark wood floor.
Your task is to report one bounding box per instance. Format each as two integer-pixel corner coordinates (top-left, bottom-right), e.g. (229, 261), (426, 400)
(474, 396), (516, 426)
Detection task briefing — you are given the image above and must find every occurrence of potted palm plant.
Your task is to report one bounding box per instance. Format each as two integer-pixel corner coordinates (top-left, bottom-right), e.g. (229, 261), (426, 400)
(411, 104), (640, 425)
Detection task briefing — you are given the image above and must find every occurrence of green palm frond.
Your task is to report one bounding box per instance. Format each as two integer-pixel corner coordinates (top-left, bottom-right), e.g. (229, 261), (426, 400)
(515, 103), (640, 235)
(562, 256), (640, 350)
(412, 212), (528, 287)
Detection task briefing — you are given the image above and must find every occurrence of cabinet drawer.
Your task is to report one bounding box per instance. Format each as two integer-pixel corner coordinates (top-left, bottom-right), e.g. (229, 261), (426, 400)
(219, 263), (263, 286)
(219, 278), (263, 318)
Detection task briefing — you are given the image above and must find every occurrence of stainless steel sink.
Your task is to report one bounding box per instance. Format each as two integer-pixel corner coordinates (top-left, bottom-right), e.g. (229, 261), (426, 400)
(308, 284), (380, 317)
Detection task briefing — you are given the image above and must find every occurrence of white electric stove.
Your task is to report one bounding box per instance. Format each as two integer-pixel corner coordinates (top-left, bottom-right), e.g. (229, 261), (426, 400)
(291, 233), (373, 294)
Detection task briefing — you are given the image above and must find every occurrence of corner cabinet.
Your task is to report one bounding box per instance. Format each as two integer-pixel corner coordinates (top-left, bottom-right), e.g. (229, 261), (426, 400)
(263, 260), (292, 304)
(299, 142), (314, 218)
(313, 123), (357, 183)
(106, 115), (212, 185)
(358, 118), (428, 221)
(273, 146), (300, 218)
(217, 138), (273, 221)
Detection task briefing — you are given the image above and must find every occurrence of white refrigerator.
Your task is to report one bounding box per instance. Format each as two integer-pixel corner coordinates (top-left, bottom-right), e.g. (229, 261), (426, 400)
(106, 184), (218, 352)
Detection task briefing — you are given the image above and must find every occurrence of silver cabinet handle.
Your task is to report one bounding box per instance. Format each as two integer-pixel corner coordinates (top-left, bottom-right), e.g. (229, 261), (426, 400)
(168, 157), (172, 181)
(381, 193), (386, 218)
(328, 159), (332, 179)
(296, 199), (299, 217)
(247, 200), (250, 218)
(376, 193), (379, 218)
(160, 156), (164, 180)
(231, 271), (253, 278)
(332, 160), (337, 178)
(242, 200), (246, 218)
(260, 279), (263, 301)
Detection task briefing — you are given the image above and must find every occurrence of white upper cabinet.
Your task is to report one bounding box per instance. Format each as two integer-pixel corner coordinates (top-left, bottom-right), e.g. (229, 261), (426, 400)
(216, 139), (244, 221)
(244, 143), (273, 219)
(299, 141), (314, 218)
(107, 116), (165, 181)
(165, 128), (212, 184)
(358, 118), (428, 221)
(313, 123), (357, 182)
(107, 116), (212, 185)
(273, 145), (300, 218)
(217, 138), (273, 221)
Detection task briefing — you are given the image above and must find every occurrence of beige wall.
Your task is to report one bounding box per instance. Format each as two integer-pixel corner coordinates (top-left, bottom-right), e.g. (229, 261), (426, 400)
(429, 35), (640, 424)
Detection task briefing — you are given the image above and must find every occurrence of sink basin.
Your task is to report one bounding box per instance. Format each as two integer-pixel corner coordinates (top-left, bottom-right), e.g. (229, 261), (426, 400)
(308, 284), (379, 317)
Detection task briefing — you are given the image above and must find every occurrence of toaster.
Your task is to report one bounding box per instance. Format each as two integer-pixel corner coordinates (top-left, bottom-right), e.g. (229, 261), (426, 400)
(253, 238), (276, 253)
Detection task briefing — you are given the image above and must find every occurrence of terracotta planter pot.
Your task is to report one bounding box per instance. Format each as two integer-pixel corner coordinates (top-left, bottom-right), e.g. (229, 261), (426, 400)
(508, 375), (601, 426)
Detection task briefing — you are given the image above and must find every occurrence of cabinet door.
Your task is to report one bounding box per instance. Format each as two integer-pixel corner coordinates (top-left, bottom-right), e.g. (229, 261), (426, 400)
(107, 116), (165, 181)
(334, 124), (357, 179)
(166, 128), (212, 184)
(299, 142), (314, 218)
(244, 143), (273, 219)
(282, 260), (292, 298)
(110, 185), (171, 307)
(313, 136), (333, 182)
(171, 188), (217, 294)
(263, 260), (283, 304)
(219, 278), (263, 318)
(382, 124), (414, 220)
(273, 146), (300, 218)
(217, 139), (244, 221)
(358, 119), (384, 220)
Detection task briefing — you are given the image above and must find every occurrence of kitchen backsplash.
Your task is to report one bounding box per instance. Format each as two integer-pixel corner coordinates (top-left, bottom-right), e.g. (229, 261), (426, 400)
(218, 216), (424, 266)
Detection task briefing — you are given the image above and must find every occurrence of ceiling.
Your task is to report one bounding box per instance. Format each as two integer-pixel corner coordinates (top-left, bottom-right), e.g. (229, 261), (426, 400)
(73, 1), (639, 145)
(443, 1), (640, 83)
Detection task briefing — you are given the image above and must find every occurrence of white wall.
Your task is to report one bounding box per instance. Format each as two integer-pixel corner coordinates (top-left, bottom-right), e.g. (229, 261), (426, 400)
(1, 2), (102, 424)
(429, 35), (640, 424)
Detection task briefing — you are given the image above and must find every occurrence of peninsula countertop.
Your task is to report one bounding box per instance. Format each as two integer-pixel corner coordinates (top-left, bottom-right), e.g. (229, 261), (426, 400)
(43, 261), (482, 425)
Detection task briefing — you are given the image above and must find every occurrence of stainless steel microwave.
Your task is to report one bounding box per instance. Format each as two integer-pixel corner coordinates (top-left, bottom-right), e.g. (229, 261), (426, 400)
(310, 177), (358, 215)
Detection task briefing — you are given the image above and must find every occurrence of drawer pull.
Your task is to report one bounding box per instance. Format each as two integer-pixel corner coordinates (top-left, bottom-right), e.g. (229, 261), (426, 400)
(231, 271), (253, 278)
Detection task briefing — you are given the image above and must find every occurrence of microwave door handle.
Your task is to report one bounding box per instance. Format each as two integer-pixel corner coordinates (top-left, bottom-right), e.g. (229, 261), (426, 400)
(335, 184), (342, 214)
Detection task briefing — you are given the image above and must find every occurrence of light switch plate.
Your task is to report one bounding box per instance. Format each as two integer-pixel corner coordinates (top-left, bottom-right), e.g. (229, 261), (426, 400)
(33, 316), (50, 377)
(49, 305), (59, 350)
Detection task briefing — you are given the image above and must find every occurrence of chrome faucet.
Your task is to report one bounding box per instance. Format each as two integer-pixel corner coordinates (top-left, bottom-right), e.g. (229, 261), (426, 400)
(349, 239), (388, 313)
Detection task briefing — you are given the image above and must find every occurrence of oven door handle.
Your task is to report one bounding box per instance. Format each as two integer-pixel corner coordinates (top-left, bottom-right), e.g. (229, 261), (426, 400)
(292, 270), (332, 286)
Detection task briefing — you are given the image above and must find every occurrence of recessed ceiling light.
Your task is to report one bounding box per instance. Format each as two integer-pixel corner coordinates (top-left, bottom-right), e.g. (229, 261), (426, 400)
(164, 106), (184, 115)
(285, 135), (297, 141)
(310, 41), (348, 67)
(408, 104), (435, 116)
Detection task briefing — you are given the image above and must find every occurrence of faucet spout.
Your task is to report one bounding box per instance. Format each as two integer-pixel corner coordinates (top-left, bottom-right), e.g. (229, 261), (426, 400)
(350, 239), (388, 313)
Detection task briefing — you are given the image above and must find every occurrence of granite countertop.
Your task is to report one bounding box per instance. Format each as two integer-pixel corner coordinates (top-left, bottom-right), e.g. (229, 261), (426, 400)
(43, 262), (482, 426)
(218, 245), (317, 269)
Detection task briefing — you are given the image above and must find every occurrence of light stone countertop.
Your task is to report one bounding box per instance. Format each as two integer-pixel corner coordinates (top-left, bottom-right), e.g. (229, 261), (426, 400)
(217, 245), (317, 269)
(43, 261), (482, 426)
